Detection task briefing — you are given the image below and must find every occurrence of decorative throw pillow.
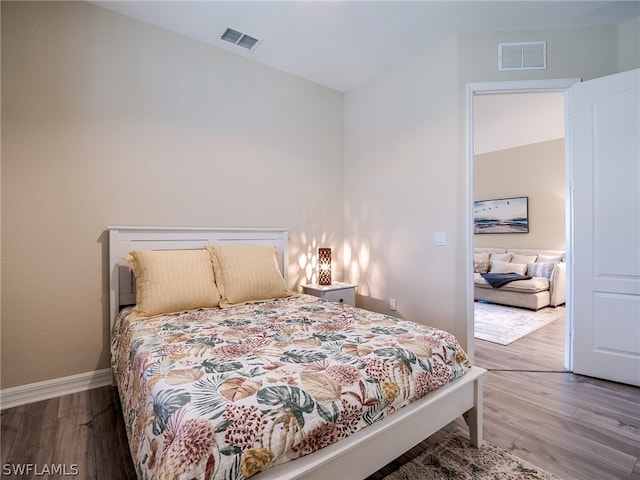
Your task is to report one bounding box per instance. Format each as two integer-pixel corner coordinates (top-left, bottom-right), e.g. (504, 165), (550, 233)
(537, 254), (564, 264)
(124, 249), (221, 319)
(491, 253), (512, 263)
(207, 245), (293, 307)
(490, 260), (528, 275)
(474, 252), (490, 273)
(528, 262), (556, 279)
(511, 254), (538, 264)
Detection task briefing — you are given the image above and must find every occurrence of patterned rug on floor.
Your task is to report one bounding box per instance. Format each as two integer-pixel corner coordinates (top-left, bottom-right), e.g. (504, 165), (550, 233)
(383, 429), (561, 480)
(474, 302), (565, 345)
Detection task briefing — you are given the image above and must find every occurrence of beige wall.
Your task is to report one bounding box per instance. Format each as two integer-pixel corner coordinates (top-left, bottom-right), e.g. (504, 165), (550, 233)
(457, 24), (621, 84)
(344, 21), (639, 353)
(1, 1), (638, 391)
(473, 139), (565, 250)
(344, 35), (462, 334)
(1, 2), (344, 388)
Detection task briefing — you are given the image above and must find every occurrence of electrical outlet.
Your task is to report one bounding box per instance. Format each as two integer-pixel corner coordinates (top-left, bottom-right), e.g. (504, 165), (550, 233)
(390, 298), (397, 311)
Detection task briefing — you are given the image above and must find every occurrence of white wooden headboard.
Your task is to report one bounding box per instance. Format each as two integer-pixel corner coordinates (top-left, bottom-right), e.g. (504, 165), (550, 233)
(108, 226), (289, 331)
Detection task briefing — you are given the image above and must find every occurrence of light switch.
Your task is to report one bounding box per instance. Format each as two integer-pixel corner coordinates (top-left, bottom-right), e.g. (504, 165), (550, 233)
(434, 232), (446, 246)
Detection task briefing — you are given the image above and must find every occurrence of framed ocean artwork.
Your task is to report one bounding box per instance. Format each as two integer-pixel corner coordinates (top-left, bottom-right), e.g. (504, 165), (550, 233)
(474, 196), (529, 234)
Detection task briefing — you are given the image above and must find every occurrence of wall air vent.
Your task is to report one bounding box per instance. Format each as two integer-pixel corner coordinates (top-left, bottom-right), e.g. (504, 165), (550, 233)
(221, 28), (261, 52)
(498, 42), (546, 71)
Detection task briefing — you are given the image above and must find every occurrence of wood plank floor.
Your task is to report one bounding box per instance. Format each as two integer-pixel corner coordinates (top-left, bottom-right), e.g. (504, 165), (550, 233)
(2, 308), (639, 479)
(369, 310), (640, 480)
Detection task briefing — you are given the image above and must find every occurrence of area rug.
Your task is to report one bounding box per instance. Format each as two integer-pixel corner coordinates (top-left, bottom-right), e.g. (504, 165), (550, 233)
(383, 429), (560, 480)
(474, 302), (565, 345)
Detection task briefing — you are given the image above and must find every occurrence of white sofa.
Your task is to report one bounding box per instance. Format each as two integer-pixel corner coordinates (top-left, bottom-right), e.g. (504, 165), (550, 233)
(474, 248), (566, 310)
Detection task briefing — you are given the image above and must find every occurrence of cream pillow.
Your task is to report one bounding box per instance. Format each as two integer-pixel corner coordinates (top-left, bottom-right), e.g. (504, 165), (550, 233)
(474, 252), (490, 274)
(207, 245), (292, 307)
(491, 253), (512, 263)
(124, 249), (221, 319)
(511, 254), (538, 264)
(490, 260), (528, 275)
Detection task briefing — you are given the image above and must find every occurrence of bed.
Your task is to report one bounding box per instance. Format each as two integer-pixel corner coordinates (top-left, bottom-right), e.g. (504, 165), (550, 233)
(109, 226), (485, 480)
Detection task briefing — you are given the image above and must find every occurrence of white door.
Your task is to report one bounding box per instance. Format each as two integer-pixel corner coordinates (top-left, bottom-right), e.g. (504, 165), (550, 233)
(569, 69), (640, 386)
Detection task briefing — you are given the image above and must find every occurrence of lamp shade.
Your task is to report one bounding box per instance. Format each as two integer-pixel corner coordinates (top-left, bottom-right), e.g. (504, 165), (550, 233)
(318, 248), (332, 285)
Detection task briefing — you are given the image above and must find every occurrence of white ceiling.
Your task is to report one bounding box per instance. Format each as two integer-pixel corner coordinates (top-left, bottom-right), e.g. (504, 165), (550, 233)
(90, 1), (635, 153)
(92, 1), (639, 93)
(474, 91), (566, 154)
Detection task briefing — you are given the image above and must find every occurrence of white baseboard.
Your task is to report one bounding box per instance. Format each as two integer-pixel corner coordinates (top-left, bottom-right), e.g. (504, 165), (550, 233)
(0, 369), (113, 410)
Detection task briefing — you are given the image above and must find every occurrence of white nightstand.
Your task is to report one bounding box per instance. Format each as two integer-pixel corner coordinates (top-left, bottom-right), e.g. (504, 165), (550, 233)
(302, 282), (357, 306)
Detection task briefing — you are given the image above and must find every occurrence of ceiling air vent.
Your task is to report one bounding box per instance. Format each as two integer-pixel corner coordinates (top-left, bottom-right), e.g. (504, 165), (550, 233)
(221, 28), (261, 52)
(498, 42), (546, 71)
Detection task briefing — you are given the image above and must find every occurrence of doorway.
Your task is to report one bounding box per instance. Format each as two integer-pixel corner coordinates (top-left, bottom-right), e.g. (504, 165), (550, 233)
(466, 78), (580, 370)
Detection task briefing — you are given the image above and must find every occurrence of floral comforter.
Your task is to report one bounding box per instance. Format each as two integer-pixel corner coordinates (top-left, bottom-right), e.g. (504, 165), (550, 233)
(111, 294), (470, 480)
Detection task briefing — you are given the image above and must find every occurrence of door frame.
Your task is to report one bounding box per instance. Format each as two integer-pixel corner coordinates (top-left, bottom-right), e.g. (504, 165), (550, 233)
(466, 78), (580, 369)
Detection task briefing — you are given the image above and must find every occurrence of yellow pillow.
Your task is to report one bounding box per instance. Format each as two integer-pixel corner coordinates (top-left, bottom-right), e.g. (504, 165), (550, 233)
(124, 249), (221, 319)
(207, 245), (292, 307)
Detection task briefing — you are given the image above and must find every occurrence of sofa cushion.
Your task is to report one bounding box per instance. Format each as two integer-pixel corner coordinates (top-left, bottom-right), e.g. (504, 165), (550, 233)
(474, 273), (550, 293)
(527, 262), (556, 279)
(537, 254), (564, 263)
(474, 252), (491, 273)
(491, 253), (512, 263)
(490, 260), (528, 275)
(508, 248), (564, 257)
(511, 254), (538, 264)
